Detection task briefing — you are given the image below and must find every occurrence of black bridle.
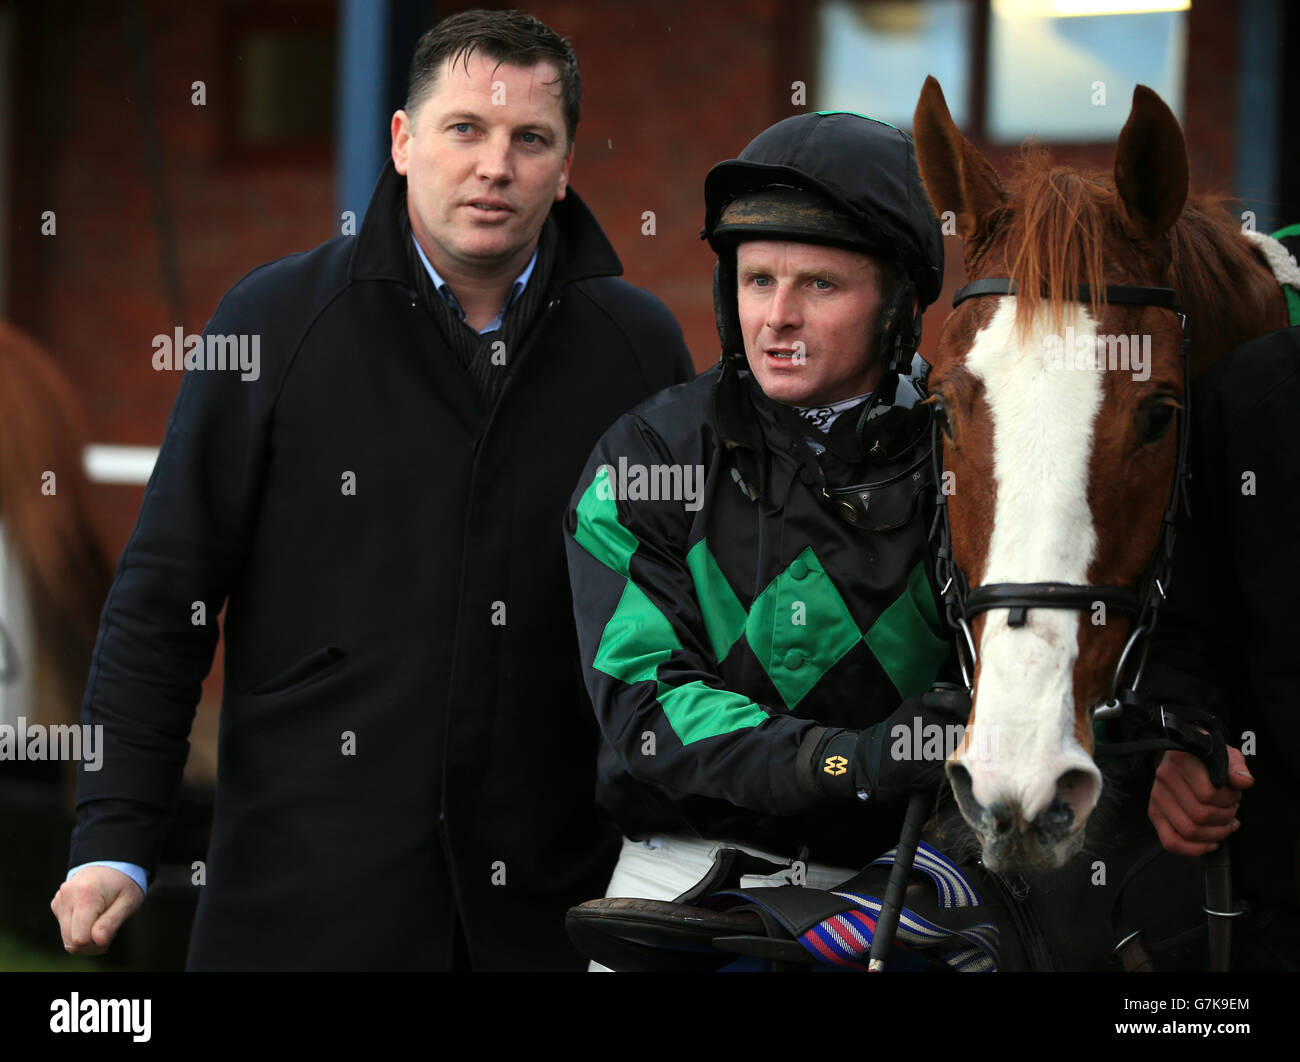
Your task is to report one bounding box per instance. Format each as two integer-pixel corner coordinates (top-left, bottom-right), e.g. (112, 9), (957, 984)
(926, 278), (1241, 973)
(931, 279), (1228, 783)
(930, 279), (1192, 719)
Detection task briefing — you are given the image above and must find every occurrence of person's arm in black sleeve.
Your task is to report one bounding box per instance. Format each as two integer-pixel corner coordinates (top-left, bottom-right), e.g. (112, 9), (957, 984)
(1141, 370), (1234, 722)
(640, 297), (694, 388)
(1142, 353), (1257, 856)
(592, 280), (697, 395)
(66, 284), (278, 880)
(565, 412), (823, 814)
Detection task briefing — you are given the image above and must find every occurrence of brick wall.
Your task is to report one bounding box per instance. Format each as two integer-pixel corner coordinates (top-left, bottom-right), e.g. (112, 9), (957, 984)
(9, 0), (337, 557)
(5, 0), (1247, 739)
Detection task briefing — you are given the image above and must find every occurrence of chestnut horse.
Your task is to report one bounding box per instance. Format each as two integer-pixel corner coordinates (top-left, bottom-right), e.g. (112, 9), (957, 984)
(912, 78), (1288, 872)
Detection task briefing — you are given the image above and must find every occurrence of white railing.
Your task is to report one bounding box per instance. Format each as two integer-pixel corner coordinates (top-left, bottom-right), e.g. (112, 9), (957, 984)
(82, 445), (159, 486)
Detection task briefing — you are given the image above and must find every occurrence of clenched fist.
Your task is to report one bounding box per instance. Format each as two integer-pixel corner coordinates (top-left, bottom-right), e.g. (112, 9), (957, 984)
(51, 866), (145, 955)
(1148, 746), (1254, 858)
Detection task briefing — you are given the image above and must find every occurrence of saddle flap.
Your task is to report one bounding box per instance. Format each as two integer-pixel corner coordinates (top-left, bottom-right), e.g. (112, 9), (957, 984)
(709, 934), (818, 965)
(565, 897), (766, 973)
(707, 884), (859, 937)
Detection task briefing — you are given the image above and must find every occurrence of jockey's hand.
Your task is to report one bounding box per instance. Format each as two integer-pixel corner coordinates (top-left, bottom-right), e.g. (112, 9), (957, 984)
(802, 687), (971, 804)
(51, 866), (144, 956)
(1148, 747), (1254, 858)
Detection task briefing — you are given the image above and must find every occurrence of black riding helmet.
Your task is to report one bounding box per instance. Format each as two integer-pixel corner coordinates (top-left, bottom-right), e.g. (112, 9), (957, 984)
(702, 111), (944, 372)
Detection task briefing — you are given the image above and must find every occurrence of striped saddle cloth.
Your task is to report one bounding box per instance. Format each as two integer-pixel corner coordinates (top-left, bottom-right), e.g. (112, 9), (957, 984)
(700, 840), (1000, 971)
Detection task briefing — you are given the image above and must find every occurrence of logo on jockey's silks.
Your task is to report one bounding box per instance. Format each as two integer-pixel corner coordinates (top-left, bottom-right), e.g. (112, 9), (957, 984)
(823, 754), (848, 776)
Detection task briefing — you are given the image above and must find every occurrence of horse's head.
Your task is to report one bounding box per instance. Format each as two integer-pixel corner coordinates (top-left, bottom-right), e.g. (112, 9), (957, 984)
(912, 78), (1196, 871)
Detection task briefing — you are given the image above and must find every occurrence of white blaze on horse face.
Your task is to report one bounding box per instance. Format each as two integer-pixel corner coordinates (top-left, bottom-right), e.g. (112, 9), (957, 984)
(955, 297), (1104, 829)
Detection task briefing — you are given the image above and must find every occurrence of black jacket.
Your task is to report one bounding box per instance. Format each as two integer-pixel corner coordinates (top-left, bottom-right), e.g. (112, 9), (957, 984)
(564, 361), (952, 868)
(68, 161), (694, 970)
(1143, 326), (1300, 924)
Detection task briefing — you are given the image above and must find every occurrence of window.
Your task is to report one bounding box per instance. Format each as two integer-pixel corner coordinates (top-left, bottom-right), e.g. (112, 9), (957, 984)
(988, 1), (1187, 140)
(817, 1), (973, 129)
(816, 0), (1189, 142)
(220, 6), (337, 164)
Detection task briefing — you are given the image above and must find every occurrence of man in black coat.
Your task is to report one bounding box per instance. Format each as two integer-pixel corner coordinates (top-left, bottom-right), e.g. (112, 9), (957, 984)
(1142, 319), (1300, 971)
(51, 9), (692, 970)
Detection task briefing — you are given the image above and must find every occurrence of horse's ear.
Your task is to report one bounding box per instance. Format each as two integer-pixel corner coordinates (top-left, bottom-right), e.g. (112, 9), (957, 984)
(1113, 85), (1188, 243)
(913, 75), (1005, 244)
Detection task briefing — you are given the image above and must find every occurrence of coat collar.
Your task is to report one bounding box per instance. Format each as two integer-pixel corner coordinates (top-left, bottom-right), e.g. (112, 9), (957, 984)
(349, 160), (624, 291)
(712, 359), (910, 509)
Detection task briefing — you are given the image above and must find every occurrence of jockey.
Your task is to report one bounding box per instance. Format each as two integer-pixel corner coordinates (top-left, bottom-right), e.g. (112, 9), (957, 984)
(564, 112), (968, 902)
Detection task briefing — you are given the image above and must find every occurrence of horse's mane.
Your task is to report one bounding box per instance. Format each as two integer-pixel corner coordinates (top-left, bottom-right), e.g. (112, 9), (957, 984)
(1001, 145), (1277, 366)
(0, 322), (111, 721)
(1168, 196), (1287, 374)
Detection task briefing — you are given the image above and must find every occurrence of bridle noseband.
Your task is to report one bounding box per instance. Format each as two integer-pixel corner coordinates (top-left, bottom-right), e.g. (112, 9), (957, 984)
(930, 278), (1192, 717)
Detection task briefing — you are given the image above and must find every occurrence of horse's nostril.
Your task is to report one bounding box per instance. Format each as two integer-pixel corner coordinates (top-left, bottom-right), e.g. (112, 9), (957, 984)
(946, 762), (991, 831)
(947, 762), (974, 806)
(1054, 767), (1101, 826)
(1035, 798), (1074, 839)
(1057, 768), (1093, 797)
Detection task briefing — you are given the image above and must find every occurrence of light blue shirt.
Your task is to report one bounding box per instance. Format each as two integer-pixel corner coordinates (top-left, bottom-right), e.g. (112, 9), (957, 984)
(411, 236), (538, 334)
(67, 860), (148, 895)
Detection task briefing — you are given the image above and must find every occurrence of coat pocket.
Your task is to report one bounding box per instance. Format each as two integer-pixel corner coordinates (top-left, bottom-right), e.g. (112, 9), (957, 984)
(248, 645), (346, 696)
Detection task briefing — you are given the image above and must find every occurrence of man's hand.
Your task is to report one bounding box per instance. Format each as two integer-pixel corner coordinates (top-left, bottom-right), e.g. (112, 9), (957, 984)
(51, 866), (145, 955)
(1148, 747), (1254, 857)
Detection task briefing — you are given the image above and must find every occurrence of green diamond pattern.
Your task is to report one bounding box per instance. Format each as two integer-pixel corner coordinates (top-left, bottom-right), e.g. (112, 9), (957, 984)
(746, 546), (862, 709)
(576, 461), (947, 745)
(686, 539), (748, 663)
(862, 561), (950, 698)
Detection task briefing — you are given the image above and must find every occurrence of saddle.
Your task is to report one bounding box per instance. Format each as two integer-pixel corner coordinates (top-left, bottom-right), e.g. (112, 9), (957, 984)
(569, 783), (1211, 972)
(569, 834), (1035, 973)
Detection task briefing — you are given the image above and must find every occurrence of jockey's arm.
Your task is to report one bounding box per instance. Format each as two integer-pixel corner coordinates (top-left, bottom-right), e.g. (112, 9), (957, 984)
(565, 415), (827, 815)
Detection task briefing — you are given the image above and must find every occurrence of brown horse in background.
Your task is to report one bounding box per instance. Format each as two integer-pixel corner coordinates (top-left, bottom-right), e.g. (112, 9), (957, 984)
(912, 77), (1287, 873)
(0, 322), (111, 744)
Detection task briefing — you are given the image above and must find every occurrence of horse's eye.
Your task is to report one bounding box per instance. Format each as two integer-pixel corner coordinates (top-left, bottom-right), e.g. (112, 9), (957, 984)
(1137, 399), (1177, 445)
